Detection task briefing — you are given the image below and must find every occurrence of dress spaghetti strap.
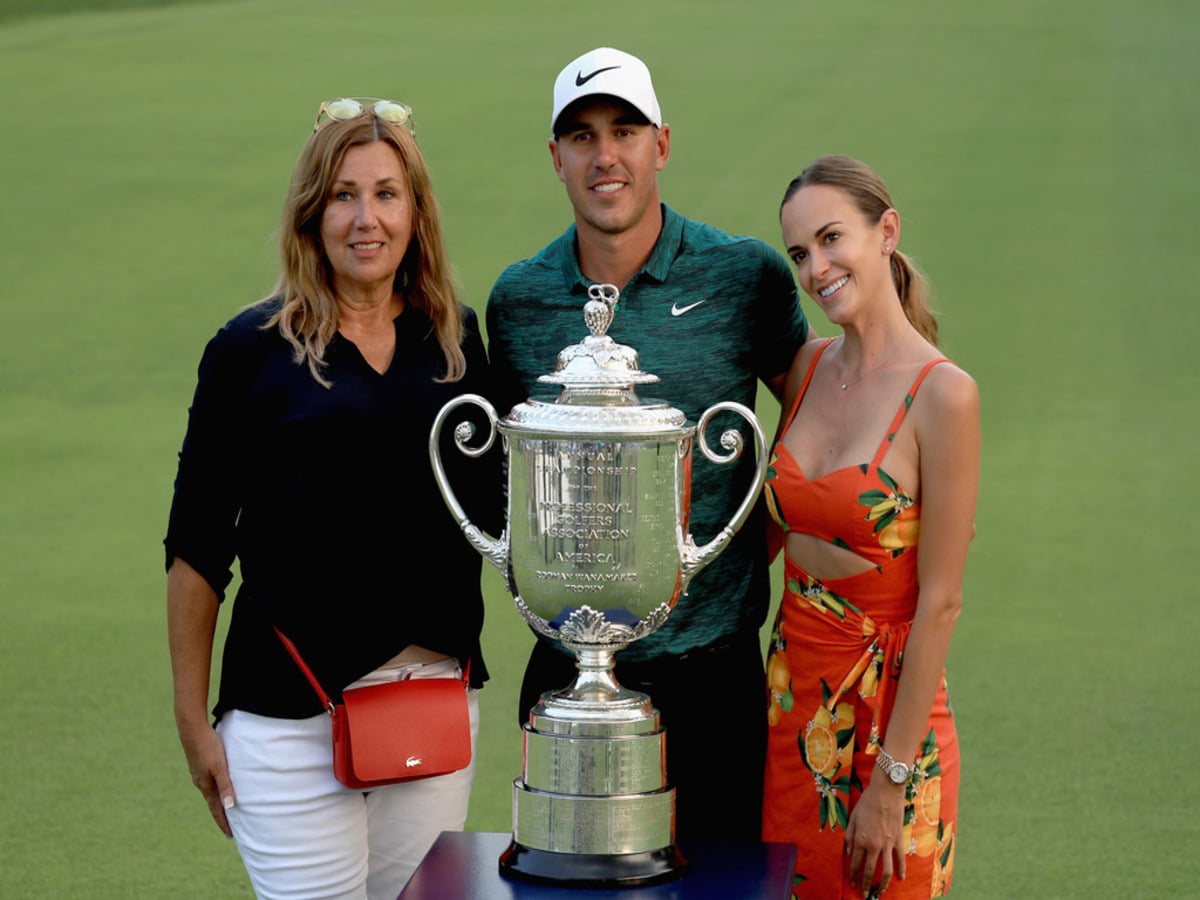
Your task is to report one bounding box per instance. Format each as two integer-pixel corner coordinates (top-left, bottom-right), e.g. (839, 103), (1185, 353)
(870, 357), (950, 467)
(778, 338), (836, 438)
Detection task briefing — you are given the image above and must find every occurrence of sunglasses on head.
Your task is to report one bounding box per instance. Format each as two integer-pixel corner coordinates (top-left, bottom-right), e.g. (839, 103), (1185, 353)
(313, 98), (414, 134)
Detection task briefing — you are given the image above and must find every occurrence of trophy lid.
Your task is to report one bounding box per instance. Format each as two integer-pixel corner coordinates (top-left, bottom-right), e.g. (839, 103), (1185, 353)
(503, 284), (689, 435)
(537, 284), (659, 395)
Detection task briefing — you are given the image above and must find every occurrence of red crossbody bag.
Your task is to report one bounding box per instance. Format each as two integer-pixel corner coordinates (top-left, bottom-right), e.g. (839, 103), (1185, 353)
(275, 628), (472, 789)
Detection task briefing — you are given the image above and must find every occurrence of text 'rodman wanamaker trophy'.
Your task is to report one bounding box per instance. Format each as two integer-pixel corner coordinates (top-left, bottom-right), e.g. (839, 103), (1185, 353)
(429, 284), (767, 887)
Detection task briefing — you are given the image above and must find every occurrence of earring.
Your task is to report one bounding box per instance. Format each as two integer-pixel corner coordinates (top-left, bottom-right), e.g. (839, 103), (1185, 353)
(883, 245), (892, 254)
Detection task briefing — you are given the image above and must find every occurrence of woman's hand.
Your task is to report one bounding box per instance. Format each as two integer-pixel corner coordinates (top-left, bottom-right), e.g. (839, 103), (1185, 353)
(844, 776), (907, 894)
(177, 718), (236, 838)
(167, 558), (235, 837)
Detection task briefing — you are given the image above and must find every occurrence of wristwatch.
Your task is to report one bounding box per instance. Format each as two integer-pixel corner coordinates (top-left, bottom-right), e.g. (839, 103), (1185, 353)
(876, 747), (912, 785)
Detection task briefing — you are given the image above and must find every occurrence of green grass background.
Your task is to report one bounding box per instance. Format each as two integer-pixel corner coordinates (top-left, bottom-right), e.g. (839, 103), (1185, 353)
(1, 0), (1195, 896)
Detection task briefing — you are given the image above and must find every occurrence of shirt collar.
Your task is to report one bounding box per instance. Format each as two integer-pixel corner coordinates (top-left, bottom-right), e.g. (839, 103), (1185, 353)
(559, 203), (683, 292)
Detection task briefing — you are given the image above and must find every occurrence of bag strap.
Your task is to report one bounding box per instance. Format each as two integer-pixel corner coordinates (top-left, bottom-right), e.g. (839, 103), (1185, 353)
(275, 627), (336, 714)
(274, 628), (472, 715)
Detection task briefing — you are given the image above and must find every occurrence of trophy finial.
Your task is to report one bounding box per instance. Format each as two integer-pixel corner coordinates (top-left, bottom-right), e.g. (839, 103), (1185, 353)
(584, 283), (619, 337)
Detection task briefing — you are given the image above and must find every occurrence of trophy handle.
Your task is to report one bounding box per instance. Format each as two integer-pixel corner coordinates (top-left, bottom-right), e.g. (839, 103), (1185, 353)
(428, 393), (509, 576)
(679, 401), (768, 591)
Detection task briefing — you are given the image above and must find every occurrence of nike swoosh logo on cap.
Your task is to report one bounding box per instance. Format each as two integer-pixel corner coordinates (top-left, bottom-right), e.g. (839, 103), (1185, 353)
(671, 300), (706, 317)
(576, 66), (620, 86)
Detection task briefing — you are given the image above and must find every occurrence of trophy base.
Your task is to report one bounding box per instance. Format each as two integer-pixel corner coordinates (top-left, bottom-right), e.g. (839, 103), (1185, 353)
(498, 840), (688, 887)
(503, 649), (687, 887)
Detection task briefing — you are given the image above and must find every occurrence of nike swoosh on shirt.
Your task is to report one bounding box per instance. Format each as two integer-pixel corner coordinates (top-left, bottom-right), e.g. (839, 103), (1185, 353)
(671, 300), (707, 317)
(576, 66), (620, 86)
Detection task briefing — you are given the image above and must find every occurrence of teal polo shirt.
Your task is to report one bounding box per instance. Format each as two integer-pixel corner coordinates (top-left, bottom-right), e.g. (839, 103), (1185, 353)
(486, 203), (808, 660)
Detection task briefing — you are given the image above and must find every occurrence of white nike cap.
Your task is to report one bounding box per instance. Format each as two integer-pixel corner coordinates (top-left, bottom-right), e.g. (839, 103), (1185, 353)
(551, 47), (662, 134)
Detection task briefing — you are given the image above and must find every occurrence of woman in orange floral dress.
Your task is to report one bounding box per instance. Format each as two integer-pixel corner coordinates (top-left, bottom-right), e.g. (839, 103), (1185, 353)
(761, 156), (979, 899)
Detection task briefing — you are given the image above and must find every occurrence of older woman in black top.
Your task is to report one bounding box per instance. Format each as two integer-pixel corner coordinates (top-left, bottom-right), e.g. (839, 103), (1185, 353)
(166, 99), (499, 898)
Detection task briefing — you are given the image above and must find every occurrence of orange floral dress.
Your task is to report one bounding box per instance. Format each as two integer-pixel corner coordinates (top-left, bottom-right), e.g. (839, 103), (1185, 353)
(762, 340), (958, 899)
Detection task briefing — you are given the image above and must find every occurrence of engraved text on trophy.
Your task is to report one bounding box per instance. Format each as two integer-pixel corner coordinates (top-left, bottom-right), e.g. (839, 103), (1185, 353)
(508, 438), (689, 628)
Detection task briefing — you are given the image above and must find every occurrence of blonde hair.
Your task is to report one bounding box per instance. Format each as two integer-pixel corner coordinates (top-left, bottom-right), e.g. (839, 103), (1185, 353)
(781, 155), (938, 346)
(261, 114), (465, 385)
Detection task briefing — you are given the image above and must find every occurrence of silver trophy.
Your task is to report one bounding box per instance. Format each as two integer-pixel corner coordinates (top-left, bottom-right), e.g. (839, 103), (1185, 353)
(429, 284), (767, 887)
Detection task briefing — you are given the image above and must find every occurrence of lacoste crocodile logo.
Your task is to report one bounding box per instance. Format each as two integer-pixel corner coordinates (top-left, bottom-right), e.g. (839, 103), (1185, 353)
(576, 66), (620, 86)
(406, 756), (422, 768)
(670, 300), (707, 317)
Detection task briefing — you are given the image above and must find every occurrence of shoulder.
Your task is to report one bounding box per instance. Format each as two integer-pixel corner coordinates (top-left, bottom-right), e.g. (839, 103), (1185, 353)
(212, 298), (282, 346)
(668, 210), (795, 308)
(924, 359), (978, 405)
(487, 230), (581, 339)
(914, 359), (979, 431)
(792, 335), (830, 375)
(781, 337), (830, 407)
(490, 229), (572, 296)
(492, 255), (546, 288)
(673, 215), (794, 306)
(673, 211), (788, 270)
(195, 298), (285, 377)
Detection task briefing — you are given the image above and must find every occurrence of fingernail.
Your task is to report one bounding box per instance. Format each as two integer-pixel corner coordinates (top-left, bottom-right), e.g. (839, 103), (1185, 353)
(222, 795), (235, 810)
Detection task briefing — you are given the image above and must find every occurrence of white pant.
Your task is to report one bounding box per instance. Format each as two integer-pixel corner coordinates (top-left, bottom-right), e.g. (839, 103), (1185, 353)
(217, 660), (479, 900)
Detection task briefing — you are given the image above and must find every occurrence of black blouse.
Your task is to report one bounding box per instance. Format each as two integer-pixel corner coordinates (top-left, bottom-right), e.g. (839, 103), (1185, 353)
(165, 299), (502, 720)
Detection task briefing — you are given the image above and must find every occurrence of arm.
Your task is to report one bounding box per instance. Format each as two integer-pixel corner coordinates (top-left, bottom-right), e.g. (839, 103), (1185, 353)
(761, 368), (790, 404)
(167, 557), (235, 837)
(846, 365), (980, 892)
(884, 365), (979, 771)
(164, 317), (255, 837)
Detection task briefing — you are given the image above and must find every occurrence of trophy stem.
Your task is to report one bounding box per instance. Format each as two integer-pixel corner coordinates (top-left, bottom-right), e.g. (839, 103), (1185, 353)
(563, 644), (623, 702)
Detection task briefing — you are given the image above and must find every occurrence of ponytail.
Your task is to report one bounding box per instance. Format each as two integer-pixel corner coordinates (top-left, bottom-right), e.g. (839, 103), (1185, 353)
(891, 250), (938, 346)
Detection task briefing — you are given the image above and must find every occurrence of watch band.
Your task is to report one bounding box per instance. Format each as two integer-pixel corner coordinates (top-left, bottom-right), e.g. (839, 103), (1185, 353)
(876, 746), (912, 783)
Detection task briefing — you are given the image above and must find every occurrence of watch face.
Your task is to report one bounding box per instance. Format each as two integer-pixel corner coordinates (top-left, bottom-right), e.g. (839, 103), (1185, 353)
(888, 762), (907, 784)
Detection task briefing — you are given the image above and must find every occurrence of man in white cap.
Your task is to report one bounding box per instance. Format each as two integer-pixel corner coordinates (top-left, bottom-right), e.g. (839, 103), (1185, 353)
(486, 47), (813, 843)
